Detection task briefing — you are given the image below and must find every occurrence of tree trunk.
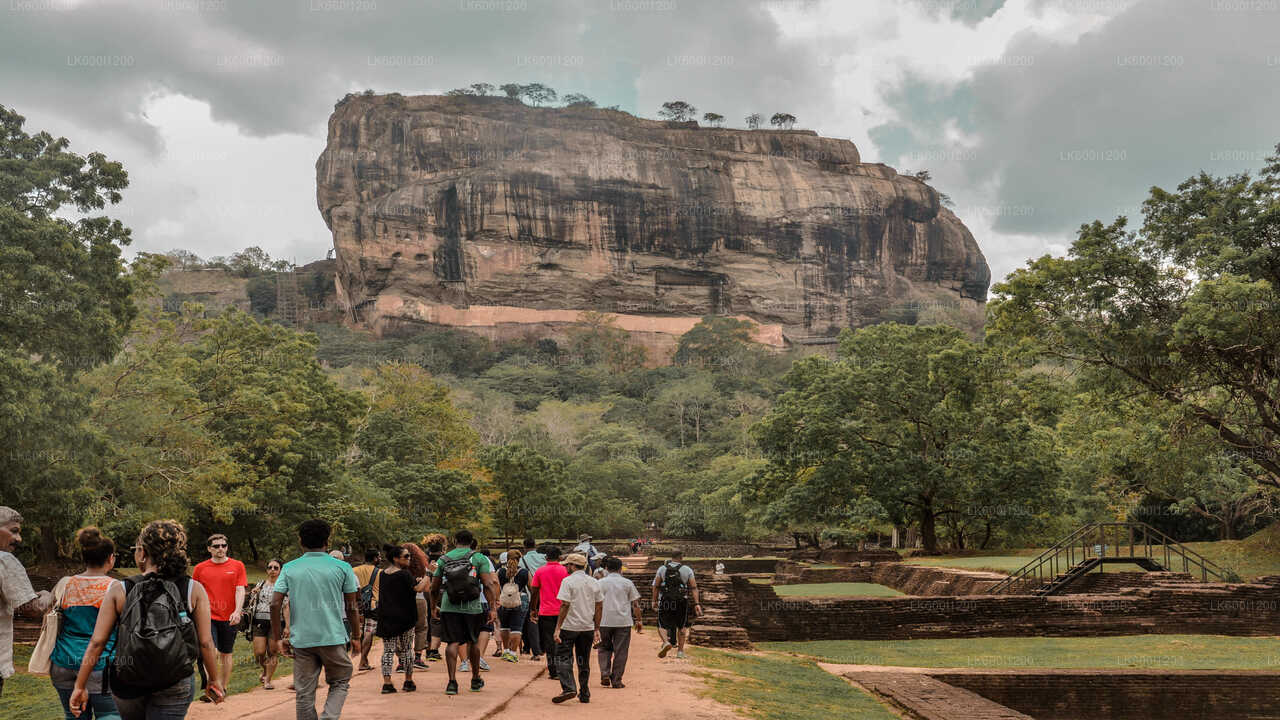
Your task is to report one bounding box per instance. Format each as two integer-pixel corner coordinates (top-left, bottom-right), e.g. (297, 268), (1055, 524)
(247, 536), (260, 565)
(919, 503), (940, 554)
(39, 524), (60, 564)
(979, 520), (992, 550)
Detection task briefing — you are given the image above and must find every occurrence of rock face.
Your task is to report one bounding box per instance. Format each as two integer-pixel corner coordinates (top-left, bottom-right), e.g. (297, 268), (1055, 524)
(316, 94), (990, 359)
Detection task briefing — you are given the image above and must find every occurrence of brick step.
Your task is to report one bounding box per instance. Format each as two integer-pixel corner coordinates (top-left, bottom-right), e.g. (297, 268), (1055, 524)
(690, 625), (752, 649)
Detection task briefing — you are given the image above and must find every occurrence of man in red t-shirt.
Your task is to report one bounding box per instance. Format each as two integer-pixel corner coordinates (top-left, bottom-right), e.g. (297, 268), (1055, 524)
(527, 546), (569, 679)
(192, 533), (247, 696)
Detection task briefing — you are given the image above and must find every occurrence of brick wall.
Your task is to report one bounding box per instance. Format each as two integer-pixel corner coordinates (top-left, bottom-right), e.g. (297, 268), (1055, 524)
(931, 670), (1280, 720)
(732, 576), (1280, 641)
(1068, 571), (1195, 594)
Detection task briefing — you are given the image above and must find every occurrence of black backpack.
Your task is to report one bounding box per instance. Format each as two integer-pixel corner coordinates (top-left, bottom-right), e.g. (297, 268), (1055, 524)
(113, 575), (201, 692)
(358, 568), (381, 619)
(442, 551), (480, 605)
(660, 561), (688, 600)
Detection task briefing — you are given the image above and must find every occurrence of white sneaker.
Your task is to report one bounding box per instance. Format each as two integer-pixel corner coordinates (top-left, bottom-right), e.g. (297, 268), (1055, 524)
(658, 642), (672, 658)
(459, 660), (470, 672)
(478, 658), (491, 672)
(676, 650), (686, 659)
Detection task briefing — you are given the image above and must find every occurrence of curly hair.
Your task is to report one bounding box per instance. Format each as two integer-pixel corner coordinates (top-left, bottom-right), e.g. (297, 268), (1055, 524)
(403, 542), (429, 579)
(421, 533), (446, 554)
(137, 520), (190, 578)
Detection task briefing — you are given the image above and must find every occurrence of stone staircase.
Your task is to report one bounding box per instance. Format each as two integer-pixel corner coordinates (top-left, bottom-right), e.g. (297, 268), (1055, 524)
(621, 556), (751, 650)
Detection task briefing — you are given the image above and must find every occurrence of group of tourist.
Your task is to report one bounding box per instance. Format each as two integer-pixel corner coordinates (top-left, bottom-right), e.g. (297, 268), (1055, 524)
(0, 505), (705, 719)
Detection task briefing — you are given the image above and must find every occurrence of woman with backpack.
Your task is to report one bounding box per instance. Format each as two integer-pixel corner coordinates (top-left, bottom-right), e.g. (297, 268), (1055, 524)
(48, 527), (121, 720)
(247, 559), (284, 690)
(495, 549), (529, 663)
(68, 519), (224, 719)
(375, 544), (430, 694)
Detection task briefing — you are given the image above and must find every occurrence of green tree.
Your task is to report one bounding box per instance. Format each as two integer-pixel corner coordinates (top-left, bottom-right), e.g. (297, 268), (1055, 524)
(562, 93), (596, 108)
(752, 324), (1060, 553)
(480, 444), (567, 542)
(990, 144), (1280, 487)
(566, 311), (647, 372)
(702, 112), (724, 127)
(745, 113), (762, 130)
(770, 112), (797, 129)
(0, 105), (140, 560)
(674, 316), (756, 368)
(520, 83), (558, 107)
(659, 101), (697, 122)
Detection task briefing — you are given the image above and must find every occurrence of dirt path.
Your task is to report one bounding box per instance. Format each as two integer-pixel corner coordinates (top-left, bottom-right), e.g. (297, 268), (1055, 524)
(188, 630), (732, 720)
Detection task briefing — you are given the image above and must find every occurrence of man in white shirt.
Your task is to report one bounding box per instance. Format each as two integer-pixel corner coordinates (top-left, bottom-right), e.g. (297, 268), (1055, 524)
(551, 553), (602, 705)
(595, 556), (642, 689)
(0, 507), (53, 698)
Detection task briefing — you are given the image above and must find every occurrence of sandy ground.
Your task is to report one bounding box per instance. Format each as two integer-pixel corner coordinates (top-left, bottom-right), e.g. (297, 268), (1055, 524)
(188, 629), (732, 720)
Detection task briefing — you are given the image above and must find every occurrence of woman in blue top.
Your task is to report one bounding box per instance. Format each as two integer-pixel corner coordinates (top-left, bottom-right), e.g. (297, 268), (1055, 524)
(50, 527), (120, 720)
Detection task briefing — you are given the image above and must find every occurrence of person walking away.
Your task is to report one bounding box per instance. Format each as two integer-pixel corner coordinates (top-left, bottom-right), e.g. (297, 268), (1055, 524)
(402, 543), (430, 670)
(496, 550), (530, 663)
(191, 533), (247, 697)
(69, 520), (225, 718)
(49, 527), (121, 719)
(0, 506), (54, 700)
(596, 556), (642, 689)
(456, 540), (494, 673)
(248, 559), (285, 690)
(375, 544), (429, 693)
(528, 546), (568, 679)
(421, 534), (446, 662)
(651, 550), (701, 659)
(517, 539), (546, 660)
(351, 548), (380, 671)
(572, 535), (602, 571)
(550, 553), (601, 704)
(272, 519), (361, 720)
(428, 529), (498, 696)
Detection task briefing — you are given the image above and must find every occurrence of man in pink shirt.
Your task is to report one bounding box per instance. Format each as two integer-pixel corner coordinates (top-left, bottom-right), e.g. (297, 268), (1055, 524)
(527, 546), (568, 680)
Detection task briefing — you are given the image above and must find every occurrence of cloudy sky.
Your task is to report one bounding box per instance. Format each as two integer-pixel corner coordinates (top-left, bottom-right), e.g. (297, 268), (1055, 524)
(3, 0), (1277, 285)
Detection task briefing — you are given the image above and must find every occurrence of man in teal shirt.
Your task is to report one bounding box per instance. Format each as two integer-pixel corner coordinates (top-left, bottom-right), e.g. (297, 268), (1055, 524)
(430, 529), (499, 696)
(273, 519), (360, 720)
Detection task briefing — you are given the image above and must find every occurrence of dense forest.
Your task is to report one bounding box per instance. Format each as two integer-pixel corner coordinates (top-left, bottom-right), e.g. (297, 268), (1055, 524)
(3, 104), (1277, 567)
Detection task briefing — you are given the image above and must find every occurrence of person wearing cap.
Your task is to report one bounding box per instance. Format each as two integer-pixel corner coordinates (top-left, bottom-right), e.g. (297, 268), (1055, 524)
(549, 553), (602, 705)
(571, 535), (602, 571)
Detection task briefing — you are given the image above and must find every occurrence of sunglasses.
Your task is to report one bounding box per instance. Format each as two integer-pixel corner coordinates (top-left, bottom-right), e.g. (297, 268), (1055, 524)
(210, 544), (228, 549)
(267, 566), (281, 571)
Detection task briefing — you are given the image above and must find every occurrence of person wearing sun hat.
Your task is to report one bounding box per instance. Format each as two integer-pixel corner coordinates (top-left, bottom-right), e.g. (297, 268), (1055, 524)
(549, 553), (602, 705)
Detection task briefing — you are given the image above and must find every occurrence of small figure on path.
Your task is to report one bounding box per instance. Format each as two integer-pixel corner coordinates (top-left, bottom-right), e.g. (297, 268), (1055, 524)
(596, 555), (642, 689)
(429, 529), (499, 696)
(572, 534), (603, 571)
(550, 553), (602, 704)
(192, 533), (248, 699)
(651, 550), (701, 659)
(517, 538), (546, 660)
(376, 544), (430, 694)
(351, 548), (380, 671)
(496, 549), (530, 663)
(248, 558), (286, 690)
(272, 518), (362, 720)
(528, 545), (568, 679)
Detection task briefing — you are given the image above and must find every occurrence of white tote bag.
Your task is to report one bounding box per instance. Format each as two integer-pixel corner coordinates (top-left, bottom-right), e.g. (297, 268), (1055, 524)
(27, 576), (69, 675)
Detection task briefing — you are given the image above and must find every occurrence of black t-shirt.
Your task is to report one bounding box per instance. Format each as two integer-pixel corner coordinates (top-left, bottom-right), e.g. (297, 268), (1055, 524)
(374, 570), (417, 638)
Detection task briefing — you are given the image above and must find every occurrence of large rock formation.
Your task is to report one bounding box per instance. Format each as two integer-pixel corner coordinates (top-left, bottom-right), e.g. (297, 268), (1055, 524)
(316, 94), (989, 359)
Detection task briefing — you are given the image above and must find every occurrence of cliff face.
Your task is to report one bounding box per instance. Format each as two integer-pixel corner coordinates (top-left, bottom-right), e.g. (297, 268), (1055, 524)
(316, 94), (990, 357)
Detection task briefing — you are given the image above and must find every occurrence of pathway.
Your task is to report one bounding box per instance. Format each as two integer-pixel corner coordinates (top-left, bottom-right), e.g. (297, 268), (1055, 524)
(188, 625), (730, 720)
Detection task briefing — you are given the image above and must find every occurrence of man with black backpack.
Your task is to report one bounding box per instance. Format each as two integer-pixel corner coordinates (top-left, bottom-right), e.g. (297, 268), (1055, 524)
(429, 529), (499, 696)
(651, 550), (701, 659)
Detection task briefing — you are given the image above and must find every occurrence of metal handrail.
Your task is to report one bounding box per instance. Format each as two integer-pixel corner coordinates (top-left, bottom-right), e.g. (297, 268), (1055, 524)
(987, 521), (1225, 594)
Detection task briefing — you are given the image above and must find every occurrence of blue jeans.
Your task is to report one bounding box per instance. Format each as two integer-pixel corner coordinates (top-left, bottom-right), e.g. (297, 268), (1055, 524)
(55, 685), (122, 720)
(111, 675), (195, 720)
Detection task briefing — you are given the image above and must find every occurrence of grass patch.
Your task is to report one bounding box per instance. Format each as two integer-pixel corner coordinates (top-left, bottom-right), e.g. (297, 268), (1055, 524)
(4, 640), (291, 719)
(692, 647), (898, 720)
(773, 583), (904, 598)
(761, 635), (1280, 670)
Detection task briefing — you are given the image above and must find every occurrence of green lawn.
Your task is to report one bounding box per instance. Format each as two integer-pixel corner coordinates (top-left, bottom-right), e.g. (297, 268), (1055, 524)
(773, 582), (905, 598)
(762, 635), (1280, 670)
(3, 641), (291, 720)
(692, 647), (898, 720)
